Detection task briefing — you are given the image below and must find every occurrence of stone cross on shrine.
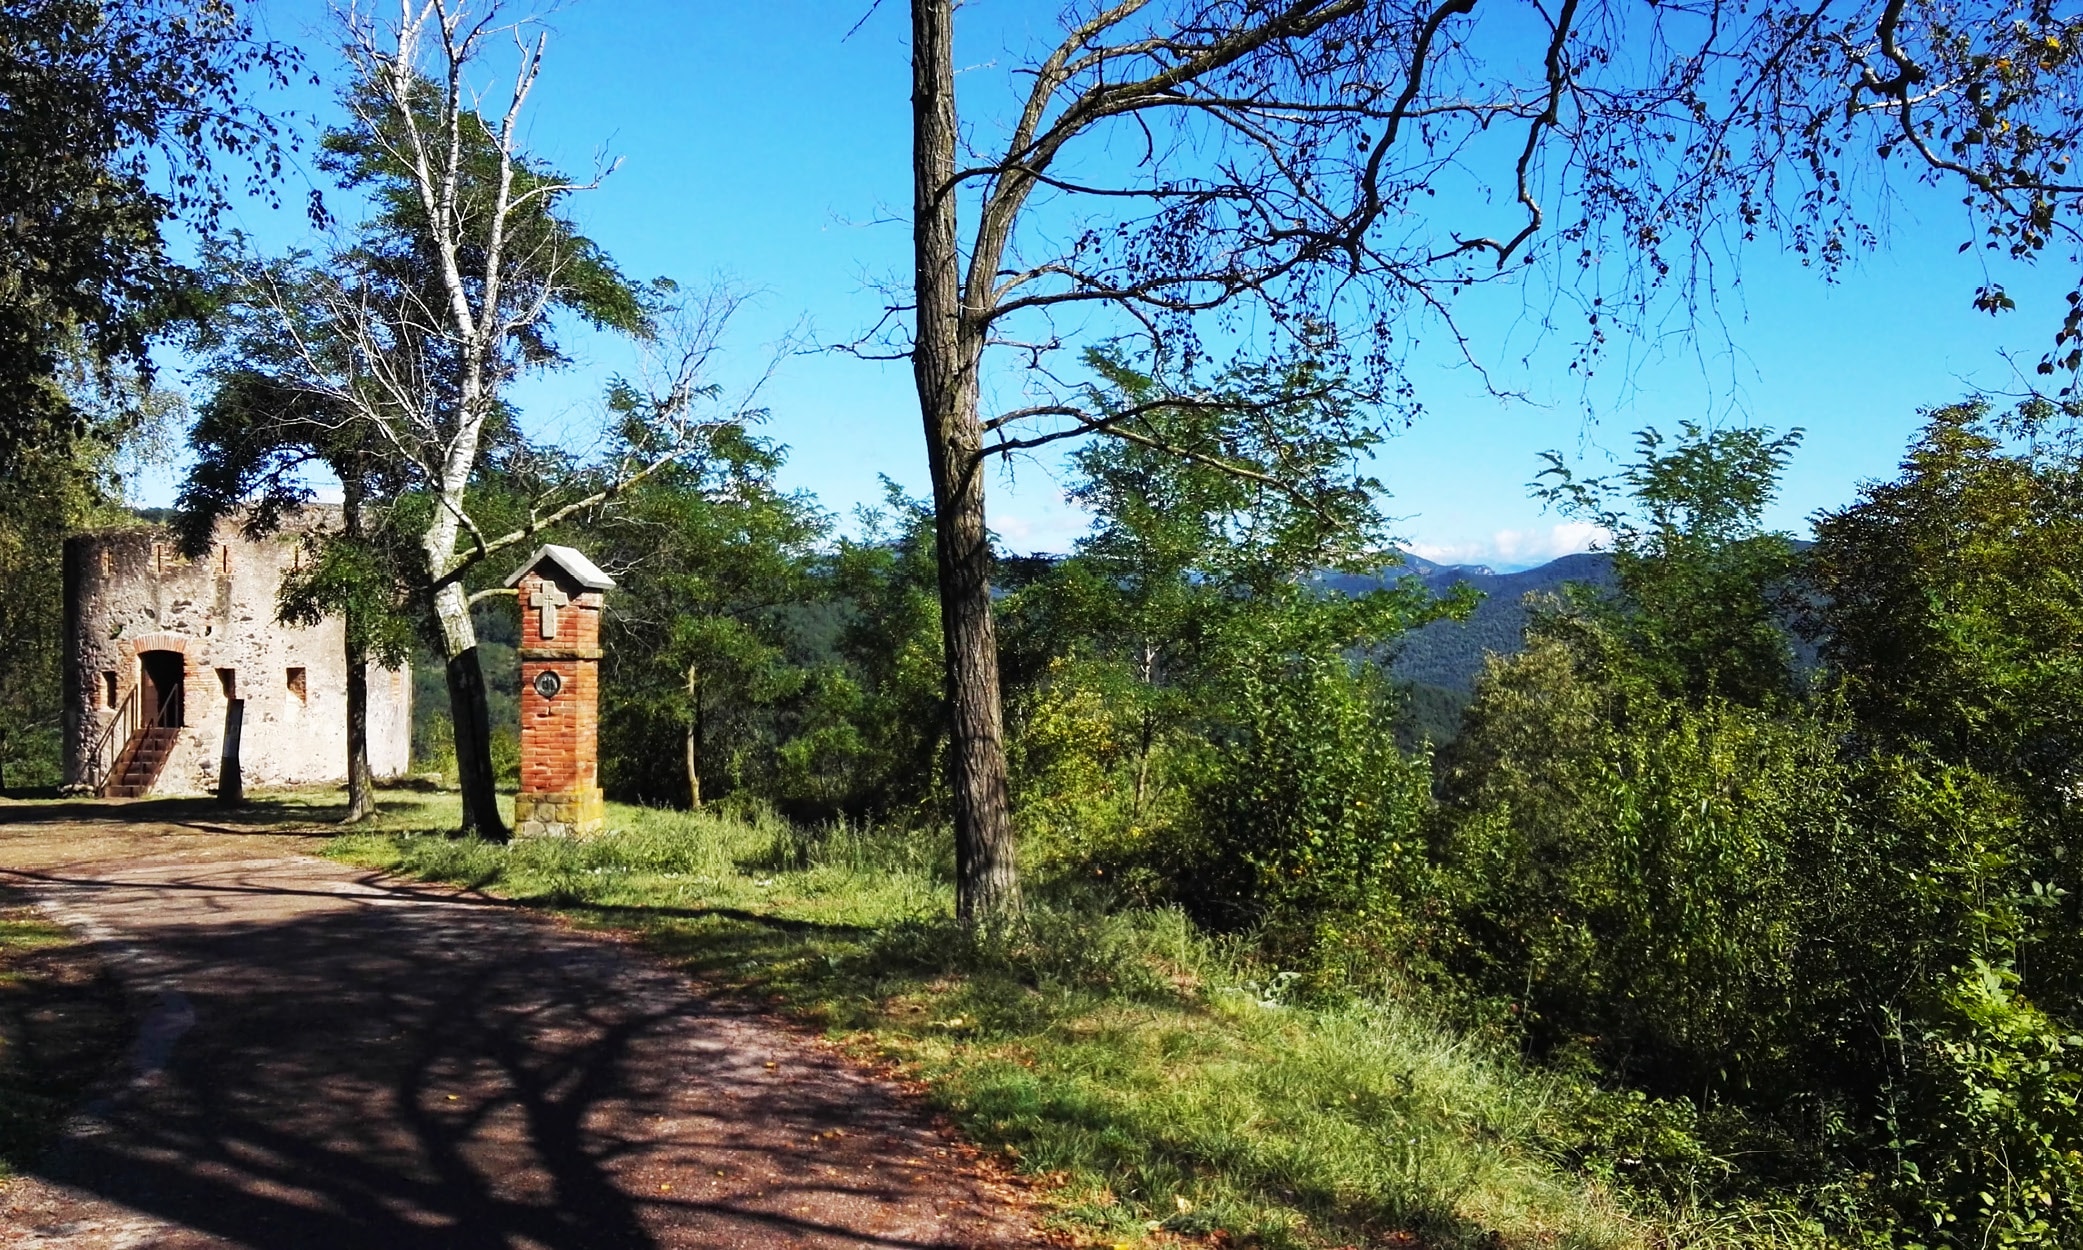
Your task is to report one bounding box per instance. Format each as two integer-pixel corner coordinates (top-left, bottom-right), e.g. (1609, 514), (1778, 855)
(502, 544), (614, 837)
(531, 582), (570, 639)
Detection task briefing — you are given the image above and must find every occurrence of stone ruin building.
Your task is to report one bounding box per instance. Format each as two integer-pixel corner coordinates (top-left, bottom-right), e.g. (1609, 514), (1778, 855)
(63, 512), (412, 797)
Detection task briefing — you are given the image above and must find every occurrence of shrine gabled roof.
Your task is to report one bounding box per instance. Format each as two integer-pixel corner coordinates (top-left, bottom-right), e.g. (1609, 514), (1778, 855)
(502, 544), (616, 591)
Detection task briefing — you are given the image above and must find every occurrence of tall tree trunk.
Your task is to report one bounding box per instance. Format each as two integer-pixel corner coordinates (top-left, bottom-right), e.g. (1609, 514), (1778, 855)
(341, 474), (375, 824)
(1134, 713), (1153, 818)
(1133, 641), (1157, 817)
(344, 652), (373, 821)
(434, 581), (507, 840)
(685, 662), (703, 810)
(913, 0), (1019, 922)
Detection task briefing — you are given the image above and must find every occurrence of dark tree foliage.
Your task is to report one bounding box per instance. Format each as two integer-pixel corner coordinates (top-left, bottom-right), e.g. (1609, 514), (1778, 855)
(1795, 410), (2083, 1240)
(0, 401), (142, 789)
(814, 485), (954, 821)
(315, 71), (649, 369)
(0, 0), (293, 463)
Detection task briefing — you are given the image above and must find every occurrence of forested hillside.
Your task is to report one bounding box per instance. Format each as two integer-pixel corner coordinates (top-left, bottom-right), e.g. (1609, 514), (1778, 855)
(1368, 552), (1617, 690)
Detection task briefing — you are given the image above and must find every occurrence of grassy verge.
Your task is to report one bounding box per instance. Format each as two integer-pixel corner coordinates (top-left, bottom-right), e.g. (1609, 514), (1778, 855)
(332, 798), (1657, 1249)
(0, 904), (131, 1177)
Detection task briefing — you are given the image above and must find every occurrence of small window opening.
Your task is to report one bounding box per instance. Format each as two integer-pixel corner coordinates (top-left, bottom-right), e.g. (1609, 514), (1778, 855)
(97, 548), (112, 576)
(220, 544), (231, 574)
(218, 669), (236, 699)
(286, 667), (307, 703)
(102, 671), (118, 708)
(151, 542), (187, 575)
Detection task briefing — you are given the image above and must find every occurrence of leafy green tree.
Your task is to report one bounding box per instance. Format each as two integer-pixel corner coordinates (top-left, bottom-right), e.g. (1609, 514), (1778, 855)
(2, 0), (290, 786)
(804, 484), (951, 822)
(592, 477), (949, 826)
(593, 429), (829, 808)
(0, 0), (293, 464)
(997, 349), (1461, 952)
(1004, 346), (1402, 832)
(1806, 399), (2083, 814)
(1534, 423), (1805, 707)
(1799, 400), (2083, 1241)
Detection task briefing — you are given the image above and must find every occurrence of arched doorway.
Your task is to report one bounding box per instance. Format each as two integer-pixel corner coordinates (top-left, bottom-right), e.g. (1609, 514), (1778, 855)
(139, 650), (185, 728)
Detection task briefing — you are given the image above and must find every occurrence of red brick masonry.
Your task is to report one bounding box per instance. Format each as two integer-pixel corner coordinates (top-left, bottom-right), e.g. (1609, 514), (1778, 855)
(514, 565), (607, 837)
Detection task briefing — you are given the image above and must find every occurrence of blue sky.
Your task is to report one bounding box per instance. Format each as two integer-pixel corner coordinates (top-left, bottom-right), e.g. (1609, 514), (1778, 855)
(152, 0), (2072, 569)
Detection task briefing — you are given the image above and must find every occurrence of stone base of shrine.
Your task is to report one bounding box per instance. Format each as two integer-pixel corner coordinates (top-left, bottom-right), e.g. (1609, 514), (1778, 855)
(514, 788), (606, 838)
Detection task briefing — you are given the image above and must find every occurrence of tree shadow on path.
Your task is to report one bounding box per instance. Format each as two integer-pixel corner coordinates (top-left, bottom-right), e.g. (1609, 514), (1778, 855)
(6, 858), (1037, 1249)
(0, 795), (348, 830)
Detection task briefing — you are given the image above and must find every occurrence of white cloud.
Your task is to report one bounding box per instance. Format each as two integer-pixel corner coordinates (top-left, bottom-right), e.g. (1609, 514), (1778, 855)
(1407, 521), (1609, 570)
(992, 502), (1091, 554)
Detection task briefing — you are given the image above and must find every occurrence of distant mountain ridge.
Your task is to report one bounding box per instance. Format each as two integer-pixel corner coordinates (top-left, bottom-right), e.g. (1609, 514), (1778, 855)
(1321, 550), (1618, 693)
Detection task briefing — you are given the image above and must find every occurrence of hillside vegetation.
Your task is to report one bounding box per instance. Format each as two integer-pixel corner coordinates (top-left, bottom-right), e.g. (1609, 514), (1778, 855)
(1336, 552), (1618, 694)
(347, 406), (2083, 1248)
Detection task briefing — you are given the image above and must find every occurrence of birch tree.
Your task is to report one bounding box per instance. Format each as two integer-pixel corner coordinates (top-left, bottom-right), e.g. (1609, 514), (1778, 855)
(218, 0), (746, 836)
(897, 0), (2083, 920)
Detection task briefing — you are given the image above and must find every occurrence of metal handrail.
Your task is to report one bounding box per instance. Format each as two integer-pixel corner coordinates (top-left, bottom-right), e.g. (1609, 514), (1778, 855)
(82, 683), (139, 795)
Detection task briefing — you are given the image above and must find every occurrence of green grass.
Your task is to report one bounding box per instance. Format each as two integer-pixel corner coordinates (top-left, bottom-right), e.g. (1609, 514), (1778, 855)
(330, 798), (1682, 1249)
(0, 906), (130, 1176)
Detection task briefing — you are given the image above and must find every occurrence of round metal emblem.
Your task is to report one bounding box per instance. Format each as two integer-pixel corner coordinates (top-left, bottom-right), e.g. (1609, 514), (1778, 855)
(532, 670), (564, 700)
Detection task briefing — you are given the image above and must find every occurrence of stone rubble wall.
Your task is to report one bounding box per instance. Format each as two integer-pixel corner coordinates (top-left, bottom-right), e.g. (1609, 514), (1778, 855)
(64, 514), (413, 795)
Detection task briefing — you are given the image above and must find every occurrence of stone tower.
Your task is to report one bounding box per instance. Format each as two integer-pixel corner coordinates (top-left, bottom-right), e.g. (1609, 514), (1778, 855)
(63, 512), (412, 796)
(505, 545), (614, 837)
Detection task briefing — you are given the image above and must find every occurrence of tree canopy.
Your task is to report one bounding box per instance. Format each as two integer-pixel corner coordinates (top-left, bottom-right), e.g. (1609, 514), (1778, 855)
(0, 0), (293, 464)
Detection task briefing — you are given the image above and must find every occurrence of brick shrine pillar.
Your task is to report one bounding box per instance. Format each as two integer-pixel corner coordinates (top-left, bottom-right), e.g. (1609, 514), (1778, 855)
(504, 545), (616, 837)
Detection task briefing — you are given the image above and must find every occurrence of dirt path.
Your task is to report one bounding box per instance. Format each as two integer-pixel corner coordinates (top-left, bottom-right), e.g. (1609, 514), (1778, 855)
(0, 801), (1046, 1249)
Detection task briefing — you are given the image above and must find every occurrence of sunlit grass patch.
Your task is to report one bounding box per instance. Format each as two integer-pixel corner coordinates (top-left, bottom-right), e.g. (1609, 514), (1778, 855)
(332, 801), (948, 925)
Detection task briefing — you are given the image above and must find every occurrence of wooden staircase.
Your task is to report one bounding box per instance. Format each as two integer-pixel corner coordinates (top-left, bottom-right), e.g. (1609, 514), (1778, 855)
(104, 723), (179, 798)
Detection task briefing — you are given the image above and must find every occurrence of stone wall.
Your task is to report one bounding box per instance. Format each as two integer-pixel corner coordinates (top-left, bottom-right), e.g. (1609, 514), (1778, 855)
(63, 513), (412, 795)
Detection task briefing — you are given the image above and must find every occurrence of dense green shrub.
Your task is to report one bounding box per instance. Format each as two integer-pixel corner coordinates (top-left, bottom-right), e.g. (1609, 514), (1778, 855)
(1003, 655), (1159, 877)
(1436, 630), (1851, 1095)
(1422, 413), (2083, 1244)
(1178, 609), (1438, 976)
(1880, 960), (2083, 1248)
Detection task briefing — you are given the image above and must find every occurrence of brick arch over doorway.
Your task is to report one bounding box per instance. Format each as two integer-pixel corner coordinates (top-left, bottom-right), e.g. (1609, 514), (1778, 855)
(121, 633), (194, 728)
(123, 632), (191, 659)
